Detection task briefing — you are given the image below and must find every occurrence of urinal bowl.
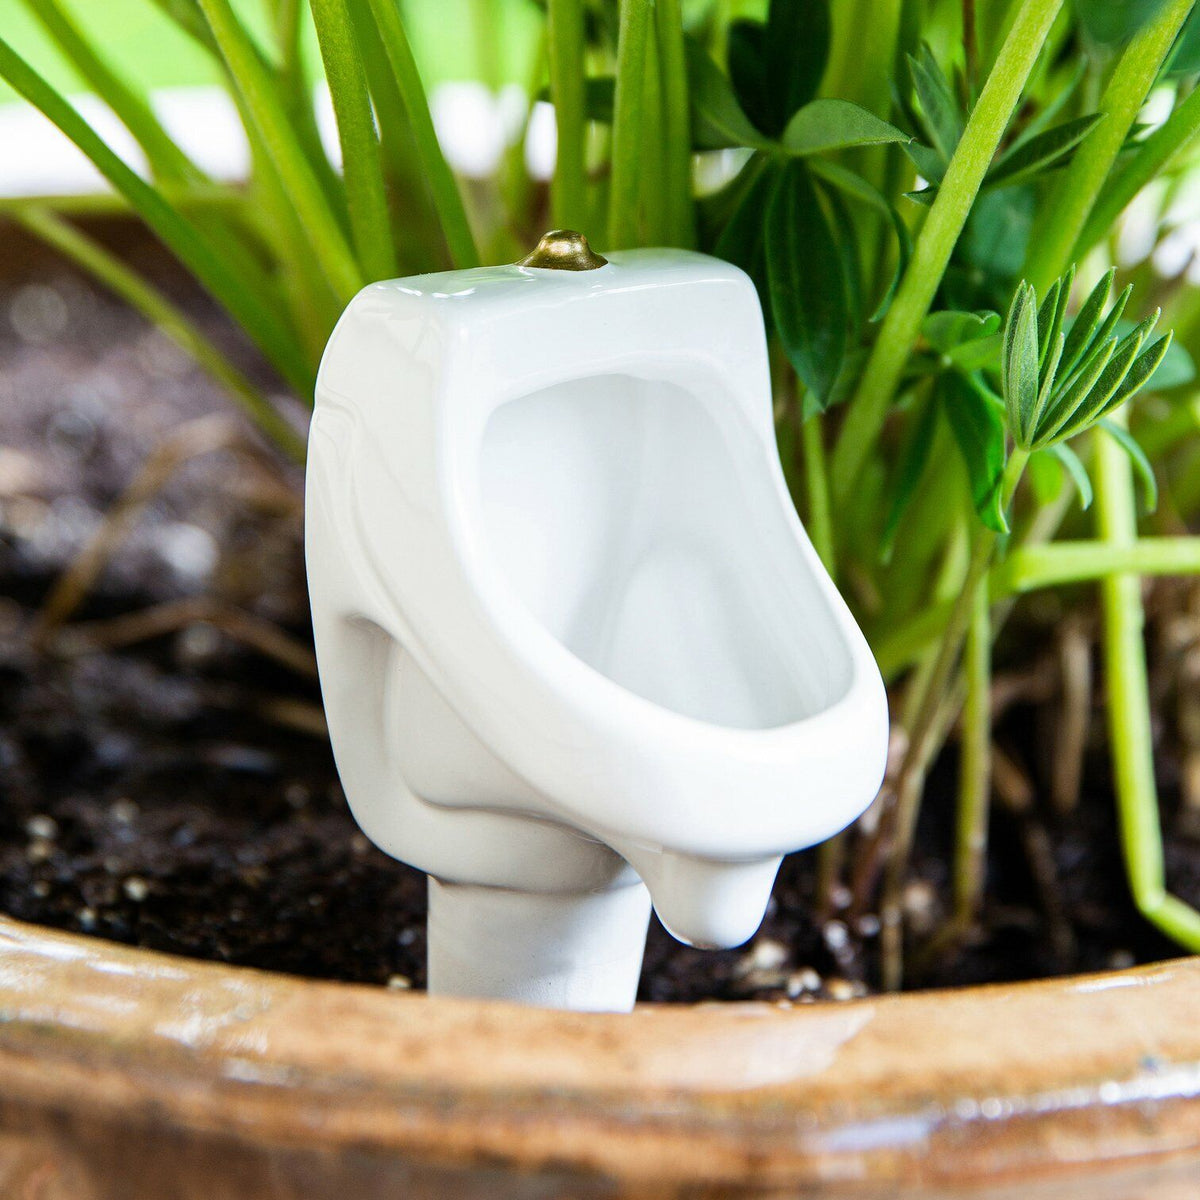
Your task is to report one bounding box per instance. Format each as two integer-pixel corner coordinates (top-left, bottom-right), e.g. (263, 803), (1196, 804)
(306, 247), (889, 1011)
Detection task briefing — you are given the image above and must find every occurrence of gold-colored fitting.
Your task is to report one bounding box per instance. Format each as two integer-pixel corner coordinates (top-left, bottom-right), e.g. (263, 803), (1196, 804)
(516, 229), (608, 271)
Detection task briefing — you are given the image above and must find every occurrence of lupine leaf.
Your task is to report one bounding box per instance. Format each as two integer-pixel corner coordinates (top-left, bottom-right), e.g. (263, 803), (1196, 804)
(985, 114), (1104, 189)
(766, 159), (848, 404)
(765, 0), (831, 135)
(1038, 337), (1117, 444)
(1166, 7), (1200, 75)
(1059, 268), (1116, 377)
(782, 99), (911, 155)
(1002, 282), (1040, 447)
(807, 158), (912, 320)
(904, 139), (947, 184)
(1076, 0), (1173, 45)
(727, 18), (771, 135)
(924, 309), (1001, 354)
(1100, 419), (1159, 511)
(941, 373), (1009, 533)
(1102, 331), (1174, 416)
(908, 44), (962, 160)
(1050, 442), (1094, 509)
(1057, 327), (1145, 439)
(905, 185), (938, 207)
(686, 39), (773, 150)
(713, 161), (778, 309)
(1036, 278), (1061, 367)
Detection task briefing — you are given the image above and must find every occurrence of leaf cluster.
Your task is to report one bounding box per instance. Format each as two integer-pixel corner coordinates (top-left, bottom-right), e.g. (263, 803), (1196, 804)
(1002, 268), (1173, 451)
(692, 0), (911, 410)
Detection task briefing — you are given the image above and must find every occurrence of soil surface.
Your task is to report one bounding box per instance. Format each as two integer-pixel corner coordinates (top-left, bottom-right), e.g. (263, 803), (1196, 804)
(1, 223), (1198, 1003)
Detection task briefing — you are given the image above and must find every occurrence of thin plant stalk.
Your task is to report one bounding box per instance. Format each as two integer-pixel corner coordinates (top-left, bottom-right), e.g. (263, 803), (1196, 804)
(311, 0), (398, 282)
(655, 0), (695, 248)
(361, 0), (480, 268)
(830, 0), (1066, 502)
(1023, 0), (1196, 292)
(954, 577), (991, 922)
(609, 0), (652, 249)
(197, 0), (364, 302)
(1095, 423), (1200, 949)
(801, 414), (835, 570)
(546, 0), (589, 231)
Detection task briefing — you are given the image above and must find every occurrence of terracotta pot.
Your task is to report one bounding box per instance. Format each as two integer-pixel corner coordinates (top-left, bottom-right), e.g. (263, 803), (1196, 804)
(1, 915), (1199, 1197)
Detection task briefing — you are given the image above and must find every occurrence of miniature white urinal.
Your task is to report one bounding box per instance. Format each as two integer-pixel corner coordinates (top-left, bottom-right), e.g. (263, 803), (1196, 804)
(306, 231), (889, 1012)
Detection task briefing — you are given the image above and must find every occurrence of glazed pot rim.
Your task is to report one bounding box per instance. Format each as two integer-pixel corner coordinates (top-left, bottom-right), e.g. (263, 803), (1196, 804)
(2, 913), (1199, 1192)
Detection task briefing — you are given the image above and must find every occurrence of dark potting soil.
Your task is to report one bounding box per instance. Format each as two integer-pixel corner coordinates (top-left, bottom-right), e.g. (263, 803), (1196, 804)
(1, 224), (1198, 1003)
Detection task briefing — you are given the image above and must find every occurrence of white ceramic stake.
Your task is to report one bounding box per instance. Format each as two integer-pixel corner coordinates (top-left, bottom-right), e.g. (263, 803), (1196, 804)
(306, 232), (889, 1012)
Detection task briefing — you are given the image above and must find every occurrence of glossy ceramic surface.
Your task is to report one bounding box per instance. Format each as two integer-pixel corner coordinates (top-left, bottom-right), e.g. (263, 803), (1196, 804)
(305, 248), (889, 1009)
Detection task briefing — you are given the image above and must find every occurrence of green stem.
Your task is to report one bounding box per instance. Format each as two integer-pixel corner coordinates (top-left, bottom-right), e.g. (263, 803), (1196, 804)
(1078, 84), (1200, 259)
(311, 0), (397, 282)
(361, 0), (480, 268)
(830, 0), (1065, 502)
(883, 448), (1027, 910)
(877, 534), (1200, 677)
(953, 577), (991, 922)
(997, 536), (1200, 592)
(197, 0), (364, 302)
(656, 0), (695, 248)
(1023, 0), (1195, 292)
(1095, 422), (1200, 950)
(14, 207), (305, 461)
(609, 0), (652, 250)
(801, 414), (836, 570)
(546, 0), (588, 232)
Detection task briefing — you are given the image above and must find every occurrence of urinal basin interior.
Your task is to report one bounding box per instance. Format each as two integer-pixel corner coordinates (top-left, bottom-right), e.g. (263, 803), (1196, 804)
(479, 373), (853, 731)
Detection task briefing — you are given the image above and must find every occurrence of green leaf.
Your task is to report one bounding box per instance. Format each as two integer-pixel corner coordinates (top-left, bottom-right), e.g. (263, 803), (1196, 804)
(905, 185), (938, 207)
(713, 161), (778, 309)
(1027, 445), (1067, 504)
(1038, 337), (1117, 445)
(312, 0), (397, 283)
(881, 390), (938, 561)
(904, 140), (947, 184)
(986, 114), (1104, 189)
(1100, 419), (1159, 511)
(1076, 0), (1174, 45)
(1103, 331), (1174, 416)
(782, 98), (910, 156)
(806, 158), (913, 320)
(941, 373), (1009, 533)
(198, 0), (364, 302)
(765, 0), (831, 134)
(1059, 267), (1116, 379)
(923, 310), (1001, 354)
(1166, 7), (1200, 75)
(1002, 282), (1041, 447)
(766, 160), (848, 405)
(686, 38), (773, 150)
(1049, 443), (1093, 510)
(1061, 325), (1146, 437)
(727, 19), (771, 134)
(908, 43), (962, 160)
(1036, 267), (1072, 371)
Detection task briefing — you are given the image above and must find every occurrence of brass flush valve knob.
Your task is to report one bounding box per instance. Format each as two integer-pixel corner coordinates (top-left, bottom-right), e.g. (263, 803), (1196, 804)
(516, 229), (608, 271)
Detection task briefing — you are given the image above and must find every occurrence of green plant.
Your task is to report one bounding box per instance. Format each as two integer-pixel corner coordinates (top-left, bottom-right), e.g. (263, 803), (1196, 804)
(4, 0), (1200, 986)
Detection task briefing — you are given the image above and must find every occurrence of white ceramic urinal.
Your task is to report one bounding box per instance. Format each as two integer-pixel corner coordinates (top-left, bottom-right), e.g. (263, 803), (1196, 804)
(306, 231), (889, 1012)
